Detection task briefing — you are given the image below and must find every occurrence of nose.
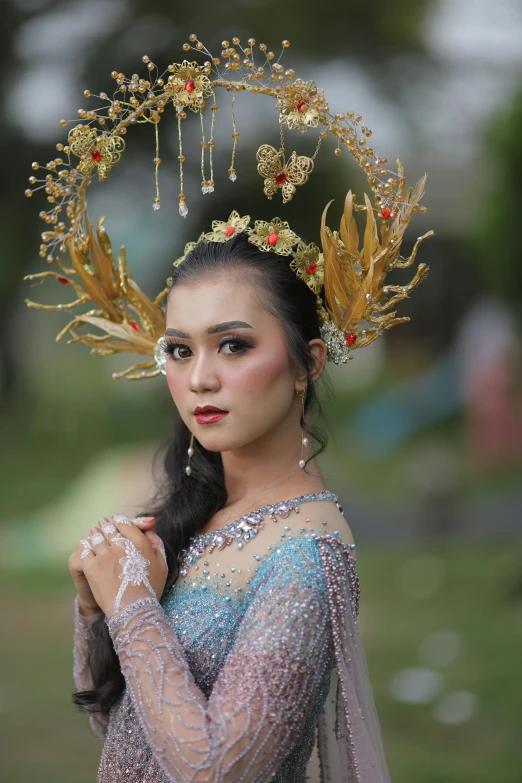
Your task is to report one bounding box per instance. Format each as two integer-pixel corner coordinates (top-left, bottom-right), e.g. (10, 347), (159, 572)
(188, 351), (221, 394)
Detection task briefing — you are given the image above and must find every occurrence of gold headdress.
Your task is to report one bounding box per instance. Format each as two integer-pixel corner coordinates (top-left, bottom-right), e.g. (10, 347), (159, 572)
(24, 35), (434, 379)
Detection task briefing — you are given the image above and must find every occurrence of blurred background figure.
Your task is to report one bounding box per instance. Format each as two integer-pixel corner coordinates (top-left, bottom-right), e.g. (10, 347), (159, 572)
(455, 297), (522, 468)
(1, 1), (521, 781)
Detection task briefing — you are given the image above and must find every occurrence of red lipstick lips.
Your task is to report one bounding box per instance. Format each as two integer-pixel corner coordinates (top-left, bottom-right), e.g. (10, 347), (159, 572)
(194, 405), (229, 425)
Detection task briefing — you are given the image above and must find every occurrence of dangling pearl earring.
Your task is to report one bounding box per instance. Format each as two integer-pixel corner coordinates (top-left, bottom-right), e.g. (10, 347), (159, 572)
(185, 432), (195, 476)
(297, 388), (309, 469)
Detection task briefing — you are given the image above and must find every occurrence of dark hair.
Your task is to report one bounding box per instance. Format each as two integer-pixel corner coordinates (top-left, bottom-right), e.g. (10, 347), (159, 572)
(72, 231), (332, 722)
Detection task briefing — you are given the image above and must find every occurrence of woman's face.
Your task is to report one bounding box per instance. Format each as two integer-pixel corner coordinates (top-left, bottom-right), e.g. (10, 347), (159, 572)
(164, 271), (302, 453)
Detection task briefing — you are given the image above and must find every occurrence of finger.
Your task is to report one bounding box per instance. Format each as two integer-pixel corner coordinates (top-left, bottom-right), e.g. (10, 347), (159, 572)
(79, 539), (93, 559)
(89, 526), (109, 553)
(154, 534), (167, 566)
(145, 530), (166, 559)
(144, 529), (156, 547)
(111, 514), (153, 557)
(134, 516), (156, 528)
(111, 514), (145, 544)
(112, 514), (155, 529)
(99, 517), (118, 541)
(144, 530), (168, 567)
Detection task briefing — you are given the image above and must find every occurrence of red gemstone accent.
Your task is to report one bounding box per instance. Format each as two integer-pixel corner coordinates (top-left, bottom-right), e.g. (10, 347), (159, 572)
(57, 276), (69, 285)
(185, 79), (195, 93)
(296, 99), (308, 113)
(275, 170), (287, 185)
(225, 226), (235, 237)
(267, 232), (279, 246)
(91, 148), (101, 163)
(305, 262), (317, 274)
(129, 321), (140, 331)
(381, 207), (391, 219)
(346, 332), (357, 346)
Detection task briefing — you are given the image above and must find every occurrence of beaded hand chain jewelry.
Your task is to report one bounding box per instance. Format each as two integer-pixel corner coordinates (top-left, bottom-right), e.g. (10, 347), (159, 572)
(110, 534), (158, 611)
(81, 514), (168, 612)
(24, 34), (433, 377)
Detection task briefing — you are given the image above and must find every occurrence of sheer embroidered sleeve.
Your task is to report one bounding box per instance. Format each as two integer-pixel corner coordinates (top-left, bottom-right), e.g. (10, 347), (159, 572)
(105, 538), (334, 783)
(316, 535), (392, 782)
(73, 594), (110, 740)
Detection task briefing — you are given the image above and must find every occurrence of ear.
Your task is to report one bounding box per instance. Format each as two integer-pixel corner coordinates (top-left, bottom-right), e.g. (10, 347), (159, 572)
(308, 337), (327, 383)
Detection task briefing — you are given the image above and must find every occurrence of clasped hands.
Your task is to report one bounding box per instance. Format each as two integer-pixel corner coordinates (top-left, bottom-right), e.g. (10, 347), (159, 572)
(69, 514), (168, 621)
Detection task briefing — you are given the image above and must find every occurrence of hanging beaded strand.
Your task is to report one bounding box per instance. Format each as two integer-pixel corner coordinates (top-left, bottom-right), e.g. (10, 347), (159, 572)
(153, 121), (161, 210)
(298, 388), (309, 469)
(177, 112), (188, 217)
(311, 127), (327, 161)
(228, 96), (238, 182)
(185, 432), (195, 475)
(208, 92), (217, 191)
(200, 111), (209, 194)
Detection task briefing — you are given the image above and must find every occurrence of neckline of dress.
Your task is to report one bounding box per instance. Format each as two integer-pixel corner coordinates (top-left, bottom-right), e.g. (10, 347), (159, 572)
(178, 490), (340, 570)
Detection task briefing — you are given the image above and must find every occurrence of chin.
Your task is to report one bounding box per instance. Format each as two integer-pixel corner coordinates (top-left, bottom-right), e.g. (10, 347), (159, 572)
(195, 428), (254, 454)
(193, 430), (234, 452)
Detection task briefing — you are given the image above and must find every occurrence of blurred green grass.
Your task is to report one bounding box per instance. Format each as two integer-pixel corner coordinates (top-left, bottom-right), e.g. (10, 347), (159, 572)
(0, 539), (521, 782)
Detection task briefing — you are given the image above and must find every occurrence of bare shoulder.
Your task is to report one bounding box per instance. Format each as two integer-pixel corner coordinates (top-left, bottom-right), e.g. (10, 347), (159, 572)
(297, 498), (355, 552)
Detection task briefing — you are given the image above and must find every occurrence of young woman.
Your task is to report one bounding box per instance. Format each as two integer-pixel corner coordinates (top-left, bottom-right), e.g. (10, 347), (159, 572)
(68, 233), (393, 782)
(25, 33), (431, 781)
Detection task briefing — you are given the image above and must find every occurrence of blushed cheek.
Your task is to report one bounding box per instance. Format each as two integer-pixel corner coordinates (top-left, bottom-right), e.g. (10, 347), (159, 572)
(228, 343), (292, 397)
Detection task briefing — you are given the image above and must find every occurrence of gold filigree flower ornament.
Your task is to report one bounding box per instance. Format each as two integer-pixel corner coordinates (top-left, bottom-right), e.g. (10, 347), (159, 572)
(277, 78), (328, 132)
(166, 60), (213, 111)
(68, 126), (125, 181)
(24, 35), (433, 379)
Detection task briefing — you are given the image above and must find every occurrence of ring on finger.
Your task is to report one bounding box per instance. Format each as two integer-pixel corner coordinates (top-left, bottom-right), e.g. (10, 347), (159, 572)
(100, 520), (117, 535)
(90, 532), (105, 546)
(80, 539), (92, 558)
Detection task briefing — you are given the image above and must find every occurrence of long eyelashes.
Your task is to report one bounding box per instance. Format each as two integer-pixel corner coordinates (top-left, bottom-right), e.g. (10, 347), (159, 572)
(164, 335), (252, 361)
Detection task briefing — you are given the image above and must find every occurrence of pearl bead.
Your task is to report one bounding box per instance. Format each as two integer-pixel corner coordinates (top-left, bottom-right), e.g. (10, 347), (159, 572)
(185, 465), (192, 475)
(299, 459), (305, 468)
(302, 437), (309, 447)
(187, 447), (194, 456)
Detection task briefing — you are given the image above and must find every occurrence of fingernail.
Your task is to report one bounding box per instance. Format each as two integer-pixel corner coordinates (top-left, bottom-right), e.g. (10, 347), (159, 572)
(90, 527), (98, 535)
(136, 516), (155, 523)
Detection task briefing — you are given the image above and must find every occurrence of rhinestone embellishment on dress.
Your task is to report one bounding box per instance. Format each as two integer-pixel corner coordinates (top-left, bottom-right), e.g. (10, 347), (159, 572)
(178, 490), (339, 575)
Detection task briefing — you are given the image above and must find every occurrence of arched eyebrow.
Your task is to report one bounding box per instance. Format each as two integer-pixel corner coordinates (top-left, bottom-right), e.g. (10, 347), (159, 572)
(165, 321), (254, 339)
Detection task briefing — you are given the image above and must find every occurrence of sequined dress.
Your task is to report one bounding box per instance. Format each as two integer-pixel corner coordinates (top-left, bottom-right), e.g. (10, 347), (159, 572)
(73, 490), (392, 782)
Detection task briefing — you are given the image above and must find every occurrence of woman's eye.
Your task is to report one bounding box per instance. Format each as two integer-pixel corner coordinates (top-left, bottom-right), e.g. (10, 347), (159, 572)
(220, 339), (247, 355)
(167, 344), (192, 360)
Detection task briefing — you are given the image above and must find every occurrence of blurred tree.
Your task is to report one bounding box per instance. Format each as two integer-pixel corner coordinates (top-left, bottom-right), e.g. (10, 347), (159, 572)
(93, 0), (434, 73)
(471, 82), (522, 313)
